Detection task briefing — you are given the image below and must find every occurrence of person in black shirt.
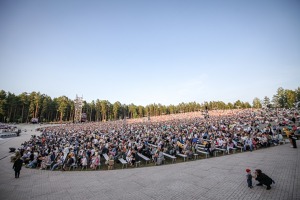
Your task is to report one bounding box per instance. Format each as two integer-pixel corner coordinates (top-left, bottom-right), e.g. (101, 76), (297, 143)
(289, 132), (297, 148)
(13, 157), (23, 178)
(255, 169), (275, 190)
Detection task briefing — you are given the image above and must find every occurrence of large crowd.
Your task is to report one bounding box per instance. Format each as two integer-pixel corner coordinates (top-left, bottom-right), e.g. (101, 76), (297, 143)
(15, 108), (299, 171)
(0, 123), (19, 133)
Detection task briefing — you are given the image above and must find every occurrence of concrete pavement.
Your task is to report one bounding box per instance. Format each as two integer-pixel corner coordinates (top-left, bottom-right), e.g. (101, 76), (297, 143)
(0, 124), (299, 200)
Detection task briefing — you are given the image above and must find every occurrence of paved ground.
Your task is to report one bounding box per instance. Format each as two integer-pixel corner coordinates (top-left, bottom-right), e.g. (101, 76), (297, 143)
(0, 124), (299, 200)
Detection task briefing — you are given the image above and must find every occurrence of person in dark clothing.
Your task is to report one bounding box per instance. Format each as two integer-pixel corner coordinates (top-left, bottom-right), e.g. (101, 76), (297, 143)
(131, 150), (136, 166)
(255, 169), (275, 190)
(291, 117), (296, 124)
(102, 147), (109, 155)
(13, 157), (23, 178)
(29, 151), (34, 161)
(289, 132), (297, 148)
(205, 141), (213, 156)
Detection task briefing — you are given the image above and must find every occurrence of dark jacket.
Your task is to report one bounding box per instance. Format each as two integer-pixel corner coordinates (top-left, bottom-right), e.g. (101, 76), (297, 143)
(256, 172), (273, 185)
(13, 158), (23, 171)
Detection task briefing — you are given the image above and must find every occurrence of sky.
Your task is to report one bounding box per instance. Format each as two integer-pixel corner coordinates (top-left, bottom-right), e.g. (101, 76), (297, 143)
(0, 0), (299, 106)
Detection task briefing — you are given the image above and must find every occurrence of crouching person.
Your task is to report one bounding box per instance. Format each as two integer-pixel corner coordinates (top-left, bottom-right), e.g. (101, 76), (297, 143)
(254, 169), (275, 190)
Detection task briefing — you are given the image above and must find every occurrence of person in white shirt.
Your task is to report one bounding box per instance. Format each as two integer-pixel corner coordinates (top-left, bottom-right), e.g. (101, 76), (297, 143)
(243, 136), (253, 152)
(81, 154), (87, 170)
(63, 144), (69, 161)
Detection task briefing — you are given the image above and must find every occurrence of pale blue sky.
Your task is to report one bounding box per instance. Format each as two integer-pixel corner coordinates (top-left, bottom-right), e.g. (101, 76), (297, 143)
(0, 0), (299, 106)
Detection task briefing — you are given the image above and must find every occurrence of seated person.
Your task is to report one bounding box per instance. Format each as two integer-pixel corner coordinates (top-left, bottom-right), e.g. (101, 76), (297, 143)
(243, 137), (253, 152)
(63, 154), (74, 171)
(155, 148), (164, 165)
(81, 154), (87, 169)
(40, 154), (51, 170)
(51, 154), (64, 171)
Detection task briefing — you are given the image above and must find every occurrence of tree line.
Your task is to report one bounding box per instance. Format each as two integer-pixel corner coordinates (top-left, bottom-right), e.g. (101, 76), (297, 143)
(0, 86), (299, 123)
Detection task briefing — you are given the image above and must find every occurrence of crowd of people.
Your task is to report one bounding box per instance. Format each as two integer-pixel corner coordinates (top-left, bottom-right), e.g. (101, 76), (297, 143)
(15, 108), (299, 171)
(0, 123), (19, 134)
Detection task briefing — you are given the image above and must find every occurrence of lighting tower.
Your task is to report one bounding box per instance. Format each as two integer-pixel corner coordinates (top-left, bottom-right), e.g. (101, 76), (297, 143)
(74, 95), (83, 123)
